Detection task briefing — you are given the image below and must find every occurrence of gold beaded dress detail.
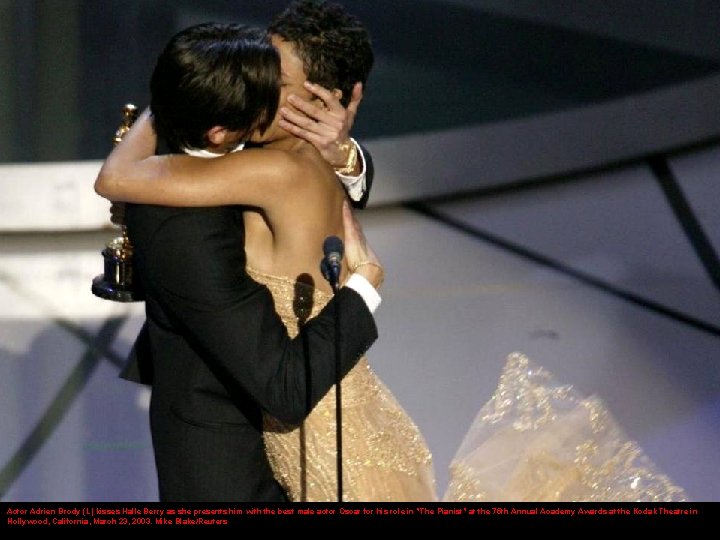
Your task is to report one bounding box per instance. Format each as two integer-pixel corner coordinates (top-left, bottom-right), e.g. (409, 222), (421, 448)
(248, 267), (436, 502)
(248, 269), (686, 502)
(444, 353), (687, 502)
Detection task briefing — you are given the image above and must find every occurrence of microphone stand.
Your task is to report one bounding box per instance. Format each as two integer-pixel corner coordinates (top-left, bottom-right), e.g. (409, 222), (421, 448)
(322, 255), (343, 502)
(332, 274), (343, 503)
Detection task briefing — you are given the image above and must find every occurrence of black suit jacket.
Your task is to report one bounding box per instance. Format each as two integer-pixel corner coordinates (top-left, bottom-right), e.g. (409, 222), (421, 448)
(124, 204), (377, 502)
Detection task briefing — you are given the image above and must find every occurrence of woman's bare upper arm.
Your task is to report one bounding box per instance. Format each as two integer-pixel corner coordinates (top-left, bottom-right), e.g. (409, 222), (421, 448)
(105, 148), (306, 209)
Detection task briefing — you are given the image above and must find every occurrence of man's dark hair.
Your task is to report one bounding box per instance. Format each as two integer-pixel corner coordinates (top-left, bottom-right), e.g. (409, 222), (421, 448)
(268, 0), (373, 107)
(150, 23), (280, 152)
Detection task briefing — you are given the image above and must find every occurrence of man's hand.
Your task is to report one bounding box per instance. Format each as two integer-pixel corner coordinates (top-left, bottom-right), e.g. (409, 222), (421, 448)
(342, 200), (384, 289)
(279, 81), (363, 167)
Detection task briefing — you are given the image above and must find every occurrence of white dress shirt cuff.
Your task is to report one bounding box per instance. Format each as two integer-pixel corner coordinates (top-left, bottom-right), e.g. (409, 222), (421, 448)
(345, 273), (381, 314)
(336, 138), (367, 202)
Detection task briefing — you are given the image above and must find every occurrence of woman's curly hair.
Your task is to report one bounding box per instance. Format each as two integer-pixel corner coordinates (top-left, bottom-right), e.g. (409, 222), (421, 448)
(268, 0), (373, 106)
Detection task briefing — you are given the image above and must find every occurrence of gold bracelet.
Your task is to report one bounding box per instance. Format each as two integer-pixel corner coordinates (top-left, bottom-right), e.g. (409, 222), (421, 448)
(350, 260), (382, 273)
(334, 139), (358, 175)
(350, 260), (384, 286)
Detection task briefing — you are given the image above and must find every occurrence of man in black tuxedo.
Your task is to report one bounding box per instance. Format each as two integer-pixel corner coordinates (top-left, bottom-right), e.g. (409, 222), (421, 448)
(114, 21), (380, 502)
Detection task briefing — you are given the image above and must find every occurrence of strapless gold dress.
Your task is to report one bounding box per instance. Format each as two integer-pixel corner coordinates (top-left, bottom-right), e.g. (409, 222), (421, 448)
(247, 267), (436, 502)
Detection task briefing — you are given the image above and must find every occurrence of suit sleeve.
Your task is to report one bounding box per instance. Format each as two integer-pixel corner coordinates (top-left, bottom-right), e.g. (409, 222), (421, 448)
(351, 144), (373, 209)
(140, 211), (377, 424)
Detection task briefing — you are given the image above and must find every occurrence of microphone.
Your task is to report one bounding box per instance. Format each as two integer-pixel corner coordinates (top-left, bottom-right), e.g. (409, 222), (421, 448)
(322, 236), (344, 290)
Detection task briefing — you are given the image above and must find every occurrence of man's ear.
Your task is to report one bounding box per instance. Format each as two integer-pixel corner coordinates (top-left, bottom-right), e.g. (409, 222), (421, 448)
(206, 126), (228, 146)
(315, 89), (343, 109)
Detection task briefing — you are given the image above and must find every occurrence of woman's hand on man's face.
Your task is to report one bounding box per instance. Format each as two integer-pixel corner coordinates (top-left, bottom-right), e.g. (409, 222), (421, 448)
(278, 81), (363, 167)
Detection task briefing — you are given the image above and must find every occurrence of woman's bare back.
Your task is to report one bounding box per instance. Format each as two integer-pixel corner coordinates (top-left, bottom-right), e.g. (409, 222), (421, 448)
(242, 142), (349, 294)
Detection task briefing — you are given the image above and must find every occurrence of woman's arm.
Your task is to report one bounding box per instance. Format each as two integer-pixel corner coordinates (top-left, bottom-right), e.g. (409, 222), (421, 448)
(94, 110), (304, 209)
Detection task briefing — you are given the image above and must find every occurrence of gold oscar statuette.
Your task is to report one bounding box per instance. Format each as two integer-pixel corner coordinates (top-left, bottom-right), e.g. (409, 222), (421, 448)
(91, 103), (144, 302)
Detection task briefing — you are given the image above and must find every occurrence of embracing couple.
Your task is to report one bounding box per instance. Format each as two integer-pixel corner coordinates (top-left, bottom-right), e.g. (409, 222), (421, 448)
(96, 1), (687, 504)
(96, 1), (434, 502)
